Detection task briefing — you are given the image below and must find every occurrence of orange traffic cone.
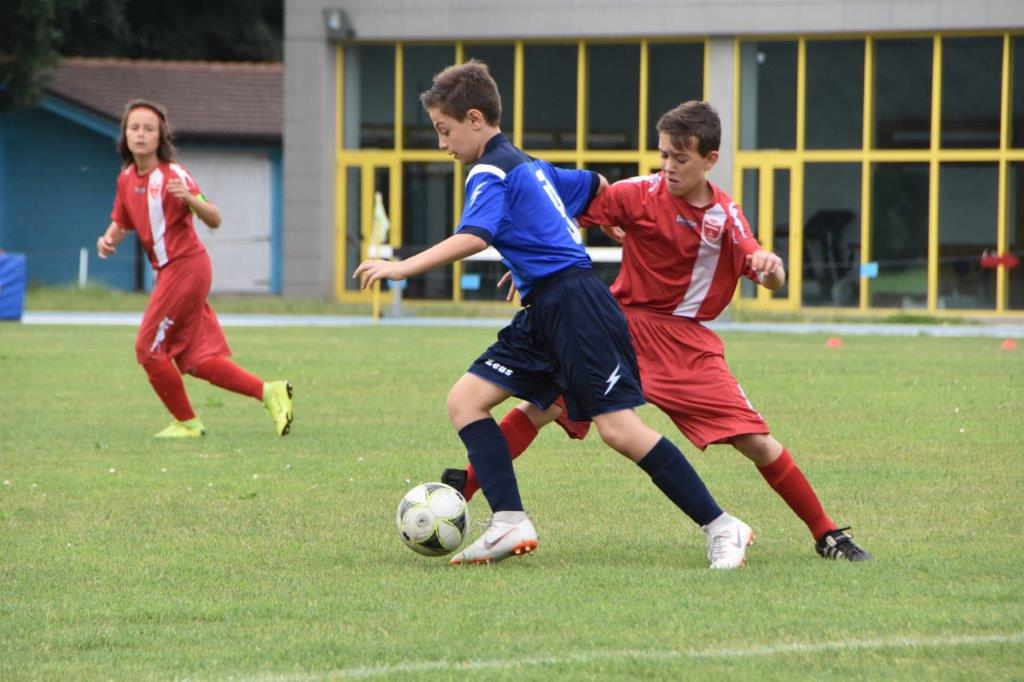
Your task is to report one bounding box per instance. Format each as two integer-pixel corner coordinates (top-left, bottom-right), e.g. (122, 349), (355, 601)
(826, 337), (843, 348)
(1001, 339), (1017, 351)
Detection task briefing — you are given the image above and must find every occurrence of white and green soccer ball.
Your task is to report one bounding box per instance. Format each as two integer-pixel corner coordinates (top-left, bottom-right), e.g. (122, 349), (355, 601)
(396, 482), (470, 556)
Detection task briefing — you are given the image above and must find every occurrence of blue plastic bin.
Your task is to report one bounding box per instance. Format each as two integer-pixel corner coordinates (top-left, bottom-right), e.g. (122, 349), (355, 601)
(0, 253), (27, 321)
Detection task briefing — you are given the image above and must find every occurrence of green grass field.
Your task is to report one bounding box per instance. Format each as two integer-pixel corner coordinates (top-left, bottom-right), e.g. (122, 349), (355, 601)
(1, 324), (1022, 679)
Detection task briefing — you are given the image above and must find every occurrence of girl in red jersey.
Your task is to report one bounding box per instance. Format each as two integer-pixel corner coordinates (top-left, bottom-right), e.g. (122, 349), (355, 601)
(96, 99), (292, 438)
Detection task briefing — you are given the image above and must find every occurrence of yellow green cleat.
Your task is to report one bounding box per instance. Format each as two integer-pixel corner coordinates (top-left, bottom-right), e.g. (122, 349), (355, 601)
(262, 381), (293, 436)
(154, 418), (206, 438)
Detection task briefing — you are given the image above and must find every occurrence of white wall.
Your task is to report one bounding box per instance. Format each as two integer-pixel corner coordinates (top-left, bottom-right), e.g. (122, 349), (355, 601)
(181, 149), (273, 293)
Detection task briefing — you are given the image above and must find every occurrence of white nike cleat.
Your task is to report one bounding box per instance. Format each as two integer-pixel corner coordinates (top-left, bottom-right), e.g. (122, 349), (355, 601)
(702, 513), (755, 570)
(450, 512), (538, 565)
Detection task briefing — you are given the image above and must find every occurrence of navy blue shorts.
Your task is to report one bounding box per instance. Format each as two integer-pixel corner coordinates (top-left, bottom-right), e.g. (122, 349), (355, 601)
(468, 267), (645, 421)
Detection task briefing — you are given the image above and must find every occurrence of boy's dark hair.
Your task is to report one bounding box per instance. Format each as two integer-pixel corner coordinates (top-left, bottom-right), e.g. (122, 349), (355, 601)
(419, 59), (502, 126)
(118, 99), (177, 165)
(656, 101), (721, 157)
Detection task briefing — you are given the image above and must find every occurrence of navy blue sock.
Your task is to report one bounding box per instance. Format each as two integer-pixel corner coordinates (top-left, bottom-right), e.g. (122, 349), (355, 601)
(637, 437), (722, 527)
(458, 417), (524, 512)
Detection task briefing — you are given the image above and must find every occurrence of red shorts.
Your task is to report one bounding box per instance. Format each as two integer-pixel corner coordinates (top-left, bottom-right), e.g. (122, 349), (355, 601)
(135, 251), (230, 374)
(623, 307), (769, 450)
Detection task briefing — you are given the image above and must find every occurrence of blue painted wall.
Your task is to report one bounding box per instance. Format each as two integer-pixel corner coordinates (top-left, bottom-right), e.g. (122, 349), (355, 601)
(0, 105), (140, 289)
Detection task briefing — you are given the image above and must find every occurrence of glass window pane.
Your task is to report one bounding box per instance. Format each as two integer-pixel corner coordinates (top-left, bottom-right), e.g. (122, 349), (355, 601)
(1010, 163), (1024, 309)
(803, 163), (862, 307)
(587, 44), (639, 150)
(938, 164), (997, 309)
(647, 43), (703, 149)
(402, 162), (454, 299)
(870, 163), (929, 308)
(874, 39), (932, 149)
(463, 45), (515, 131)
(739, 41), (797, 150)
(805, 40), (864, 149)
(740, 168), (760, 298)
(343, 45), (394, 149)
(1012, 38), (1024, 148)
(941, 37), (1001, 149)
(524, 44), (577, 149)
(343, 167), (362, 291)
(404, 44), (456, 149)
(771, 169), (791, 300)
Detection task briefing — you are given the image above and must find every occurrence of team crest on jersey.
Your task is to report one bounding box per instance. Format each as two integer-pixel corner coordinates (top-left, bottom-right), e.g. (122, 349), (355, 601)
(701, 215), (724, 244)
(148, 182), (161, 200)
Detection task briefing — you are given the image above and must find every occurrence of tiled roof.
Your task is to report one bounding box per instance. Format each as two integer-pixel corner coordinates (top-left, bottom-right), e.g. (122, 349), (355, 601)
(44, 57), (282, 143)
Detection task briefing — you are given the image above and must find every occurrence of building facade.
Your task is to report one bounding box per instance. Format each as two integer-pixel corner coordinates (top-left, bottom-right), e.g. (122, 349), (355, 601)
(284, 0), (1024, 316)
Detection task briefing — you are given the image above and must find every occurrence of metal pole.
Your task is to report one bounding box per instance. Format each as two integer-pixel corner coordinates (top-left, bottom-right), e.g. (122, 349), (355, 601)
(78, 247), (89, 288)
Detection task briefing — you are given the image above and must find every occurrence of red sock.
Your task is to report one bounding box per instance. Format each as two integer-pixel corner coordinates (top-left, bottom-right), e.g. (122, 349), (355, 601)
(143, 357), (195, 421)
(192, 356), (264, 400)
(757, 449), (836, 540)
(463, 408), (538, 501)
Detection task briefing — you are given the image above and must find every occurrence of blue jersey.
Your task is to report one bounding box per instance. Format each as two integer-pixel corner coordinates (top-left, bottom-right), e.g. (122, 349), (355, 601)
(456, 133), (600, 298)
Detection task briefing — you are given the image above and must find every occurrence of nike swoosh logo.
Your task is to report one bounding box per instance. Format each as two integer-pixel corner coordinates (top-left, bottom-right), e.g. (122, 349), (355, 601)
(483, 527), (516, 550)
(731, 530), (744, 548)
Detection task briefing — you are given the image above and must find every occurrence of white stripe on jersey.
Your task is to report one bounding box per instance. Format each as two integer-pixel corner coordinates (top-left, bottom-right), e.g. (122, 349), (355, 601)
(728, 202), (747, 240)
(673, 203), (726, 317)
(169, 163), (195, 188)
(466, 164), (507, 183)
(148, 168), (168, 267)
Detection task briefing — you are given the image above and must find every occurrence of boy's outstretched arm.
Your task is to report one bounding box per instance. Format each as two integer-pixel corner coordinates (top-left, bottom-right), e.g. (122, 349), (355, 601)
(353, 233), (488, 289)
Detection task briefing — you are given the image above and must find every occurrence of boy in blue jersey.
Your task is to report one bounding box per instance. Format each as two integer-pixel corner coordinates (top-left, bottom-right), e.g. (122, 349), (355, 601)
(354, 61), (753, 568)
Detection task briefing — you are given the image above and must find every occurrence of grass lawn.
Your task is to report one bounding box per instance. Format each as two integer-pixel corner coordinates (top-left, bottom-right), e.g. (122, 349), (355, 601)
(1, 324), (1022, 679)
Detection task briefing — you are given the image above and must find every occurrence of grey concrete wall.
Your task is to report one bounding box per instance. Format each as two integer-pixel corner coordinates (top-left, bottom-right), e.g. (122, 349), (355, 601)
(284, 2), (337, 298)
(325, 0), (1023, 40)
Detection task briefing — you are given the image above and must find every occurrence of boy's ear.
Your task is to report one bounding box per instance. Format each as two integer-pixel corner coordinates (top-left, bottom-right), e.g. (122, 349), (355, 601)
(466, 108), (485, 130)
(704, 150), (720, 171)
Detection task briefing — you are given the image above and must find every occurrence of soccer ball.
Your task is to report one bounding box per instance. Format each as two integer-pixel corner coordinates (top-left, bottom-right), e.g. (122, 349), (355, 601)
(396, 482), (470, 556)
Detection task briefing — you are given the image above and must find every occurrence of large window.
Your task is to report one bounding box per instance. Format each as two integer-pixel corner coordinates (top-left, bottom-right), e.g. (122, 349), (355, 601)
(1007, 163), (1024, 310)
(739, 41), (797, 150)
(402, 163), (454, 299)
(403, 45), (455, 149)
(870, 163), (929, 308)
(463, 45), (515, 131)
(874, 39), (932, 149)
(941, 37), (1001, 149)
(343, 46), (395, 149)
(523, 45), (577, 149)
(587, 44), (639, 150)
(1012, 38), (1024, 148)
(647, 43), (703, 149)
(803, 164), (861, 307)
(938, 164), (997, 309)
(805, 40), (863, 149)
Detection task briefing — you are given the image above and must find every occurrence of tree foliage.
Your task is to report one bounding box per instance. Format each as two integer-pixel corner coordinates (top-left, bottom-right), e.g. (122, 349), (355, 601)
(0, 0), (282, 110)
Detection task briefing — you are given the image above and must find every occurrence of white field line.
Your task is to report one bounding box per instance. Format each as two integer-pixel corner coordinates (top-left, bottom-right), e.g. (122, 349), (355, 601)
(230, 631), (1024, 680)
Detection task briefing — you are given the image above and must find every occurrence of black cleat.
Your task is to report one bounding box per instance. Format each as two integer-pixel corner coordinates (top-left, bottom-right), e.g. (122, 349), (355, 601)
(441, 468), (468, 496)
(816, 527), (873, 562)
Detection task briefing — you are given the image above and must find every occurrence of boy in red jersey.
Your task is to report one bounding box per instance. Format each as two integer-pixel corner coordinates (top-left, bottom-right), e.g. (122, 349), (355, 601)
(443, 101), (871, 562)
(97, 100), (293, 438)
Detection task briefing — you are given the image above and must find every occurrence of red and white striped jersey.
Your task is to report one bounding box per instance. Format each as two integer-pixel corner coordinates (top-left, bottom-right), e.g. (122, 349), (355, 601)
(579, 172), (762, 321)
(111, 162), (207, 269)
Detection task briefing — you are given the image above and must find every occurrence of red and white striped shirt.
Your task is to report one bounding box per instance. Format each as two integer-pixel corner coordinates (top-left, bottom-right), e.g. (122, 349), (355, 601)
(110, 162), (207, 269)
(579, 173), (761, 321)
